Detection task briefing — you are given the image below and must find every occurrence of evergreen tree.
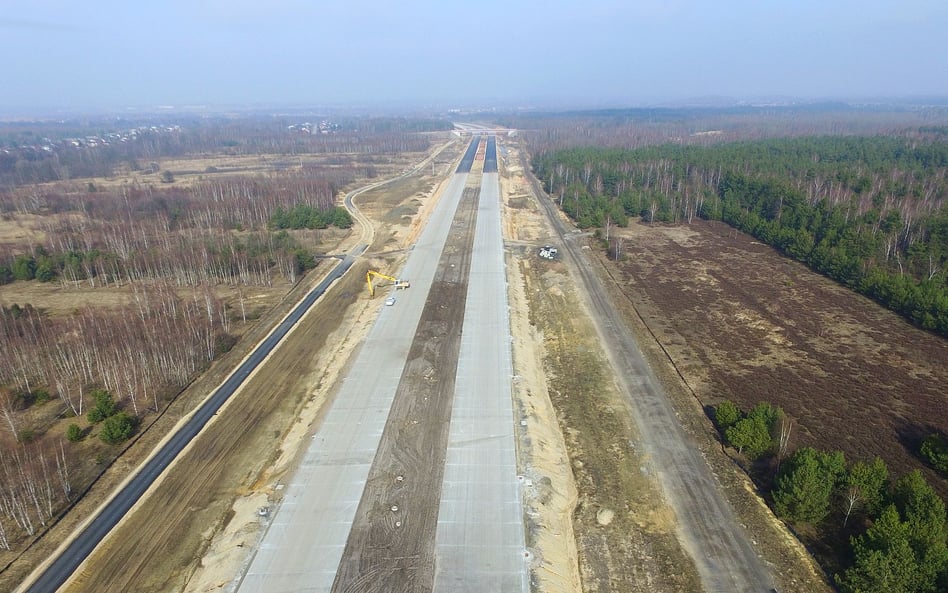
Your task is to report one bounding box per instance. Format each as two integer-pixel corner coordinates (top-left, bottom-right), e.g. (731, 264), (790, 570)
(714, 400), (740, 430)
(87, 389), (117, 424)
(893, 471), (948, 590)
(773, 447), (846, 524)
(99, 412), (136, 445)
(725, 416), (773, 459)
(843, 457), (889, 526)
(840, 505), (923, 593)
(920, 434), (948, 476)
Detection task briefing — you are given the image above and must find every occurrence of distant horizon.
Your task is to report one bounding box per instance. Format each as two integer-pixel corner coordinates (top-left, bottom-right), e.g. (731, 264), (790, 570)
(3, 94), (948, 122)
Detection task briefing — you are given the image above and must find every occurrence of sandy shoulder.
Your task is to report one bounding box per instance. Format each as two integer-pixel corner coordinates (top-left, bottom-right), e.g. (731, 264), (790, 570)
(501, 144), (583, 592)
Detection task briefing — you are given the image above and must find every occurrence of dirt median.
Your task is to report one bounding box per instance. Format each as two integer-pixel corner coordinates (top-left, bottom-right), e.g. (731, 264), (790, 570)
(332, 183), (480, 592)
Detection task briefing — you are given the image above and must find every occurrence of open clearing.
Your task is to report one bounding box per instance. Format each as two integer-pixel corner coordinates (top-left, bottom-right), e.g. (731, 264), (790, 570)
(606, 219), (947, 496)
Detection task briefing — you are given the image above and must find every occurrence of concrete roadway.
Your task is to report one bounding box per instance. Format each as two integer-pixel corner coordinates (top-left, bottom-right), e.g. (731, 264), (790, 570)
(239, 135), (527, 592)
(237, 179), (468, 592)
(238, 138), (490, 592)
(433, 140), (527, 592)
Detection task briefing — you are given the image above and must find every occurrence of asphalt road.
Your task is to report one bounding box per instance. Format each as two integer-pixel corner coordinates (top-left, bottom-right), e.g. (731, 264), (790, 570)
(523, 147), (775, 592)
(20, 243), (366, 593)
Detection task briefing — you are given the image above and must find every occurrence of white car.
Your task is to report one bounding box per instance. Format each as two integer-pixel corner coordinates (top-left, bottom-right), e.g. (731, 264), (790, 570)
(385, 297), (396, 306)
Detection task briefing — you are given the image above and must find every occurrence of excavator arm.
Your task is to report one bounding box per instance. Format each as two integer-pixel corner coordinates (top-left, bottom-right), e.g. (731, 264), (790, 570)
(366, 270), (398, 297)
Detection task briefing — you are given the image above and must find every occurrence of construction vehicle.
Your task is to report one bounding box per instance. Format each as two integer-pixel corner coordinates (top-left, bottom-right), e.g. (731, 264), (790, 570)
(366, 270), (410, 297)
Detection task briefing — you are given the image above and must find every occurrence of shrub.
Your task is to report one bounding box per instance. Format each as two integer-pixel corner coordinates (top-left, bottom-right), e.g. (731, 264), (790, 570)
(920, 434), (948, 476)
(66, 423), (83, 442)
(99, 413), (136, 445)
(773, 447), (846, 524)
(715, 400), (741, 430)
(725, 416), (773, 459)
(32, 389), (51, 404)
(87, 389), (117, 424)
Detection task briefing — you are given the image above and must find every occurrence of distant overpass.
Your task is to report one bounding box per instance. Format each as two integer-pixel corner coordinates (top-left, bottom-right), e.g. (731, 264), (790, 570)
(452, 124), (517, 136)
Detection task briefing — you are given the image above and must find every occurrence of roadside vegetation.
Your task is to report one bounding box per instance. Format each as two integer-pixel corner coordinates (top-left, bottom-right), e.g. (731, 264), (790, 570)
(922, 434), (948, 477)
(714, 400), (947, 593)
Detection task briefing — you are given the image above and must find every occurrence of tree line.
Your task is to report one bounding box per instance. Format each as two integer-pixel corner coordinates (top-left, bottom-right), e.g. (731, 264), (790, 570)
(0, 173), (357, 288)
(532, 135), (948, 336)
(504, 104), (948, 154)
(270, 204), (352, 230)
(715, 401), (947, 593)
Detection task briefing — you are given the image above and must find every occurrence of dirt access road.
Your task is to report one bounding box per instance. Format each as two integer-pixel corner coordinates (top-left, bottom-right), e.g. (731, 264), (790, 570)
(521, 145), (775, 593)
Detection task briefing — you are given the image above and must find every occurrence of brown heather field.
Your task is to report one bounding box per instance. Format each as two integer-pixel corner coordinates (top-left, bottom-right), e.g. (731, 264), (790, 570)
(602, 218), (948, 498)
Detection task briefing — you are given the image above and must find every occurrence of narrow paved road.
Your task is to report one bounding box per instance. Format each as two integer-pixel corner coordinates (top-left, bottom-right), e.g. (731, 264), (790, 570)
(522, 144), (774, 593)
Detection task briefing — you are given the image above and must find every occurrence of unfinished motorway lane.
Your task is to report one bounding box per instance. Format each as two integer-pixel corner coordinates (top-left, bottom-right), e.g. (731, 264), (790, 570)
(239, 136), (527, 593)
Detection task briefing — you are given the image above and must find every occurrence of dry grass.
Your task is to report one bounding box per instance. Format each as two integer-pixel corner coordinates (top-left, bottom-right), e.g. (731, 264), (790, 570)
(501, 142), (700, 593)
(520, 259), (702, 593)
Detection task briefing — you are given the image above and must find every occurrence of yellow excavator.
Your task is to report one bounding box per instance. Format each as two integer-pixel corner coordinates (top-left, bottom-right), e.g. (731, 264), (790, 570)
(366, 270), (410, 297)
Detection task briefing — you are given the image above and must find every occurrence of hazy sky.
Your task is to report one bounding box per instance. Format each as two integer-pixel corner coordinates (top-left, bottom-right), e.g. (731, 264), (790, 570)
(2, 0), (947, 113)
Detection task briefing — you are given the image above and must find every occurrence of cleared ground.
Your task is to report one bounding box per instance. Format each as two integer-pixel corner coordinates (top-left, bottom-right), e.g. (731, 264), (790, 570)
(505, 140), (833, 593)
(243, 138), (526, 593)
(332, 184), (478, 592)
(500, 145), (703, 592)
